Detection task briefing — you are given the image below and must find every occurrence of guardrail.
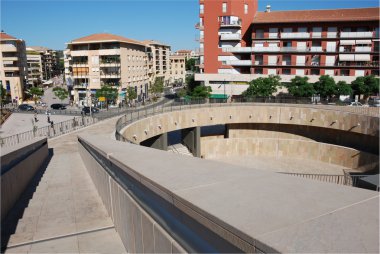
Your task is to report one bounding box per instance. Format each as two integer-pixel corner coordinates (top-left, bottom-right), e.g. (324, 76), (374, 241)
(115, 99), (379, 143)
(1, 98), (170, 148)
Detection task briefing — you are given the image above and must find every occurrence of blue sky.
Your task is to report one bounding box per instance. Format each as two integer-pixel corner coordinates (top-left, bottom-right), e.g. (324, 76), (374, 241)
(1, 0), (379, 51)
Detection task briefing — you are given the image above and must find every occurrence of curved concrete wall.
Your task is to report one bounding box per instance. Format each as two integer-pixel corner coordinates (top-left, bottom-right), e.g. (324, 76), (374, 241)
(121, 106), (379, 146)
(201, 138), (379, 172)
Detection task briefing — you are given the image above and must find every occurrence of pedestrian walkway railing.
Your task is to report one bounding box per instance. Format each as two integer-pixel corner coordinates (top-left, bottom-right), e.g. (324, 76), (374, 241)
(279, 170), (379, 191)
(0, 117), (98, 147)
(0, 98), (169, 148)
(115, 100), (379, 143)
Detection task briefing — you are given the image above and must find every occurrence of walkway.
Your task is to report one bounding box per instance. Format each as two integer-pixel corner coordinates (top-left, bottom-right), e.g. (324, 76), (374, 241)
(2, 117), (126, 253)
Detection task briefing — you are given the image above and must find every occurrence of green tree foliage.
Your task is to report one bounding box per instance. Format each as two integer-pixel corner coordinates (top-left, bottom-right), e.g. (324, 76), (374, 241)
(336, 81), (353, 96)
(0, 85), (6, 105)
(95, 85), (118, 108)
(314, 75), (336, 98)
(126, 87), (137, 102)
(150, 78), (164, 100)
(243, 75), (281, 97)
(191, 85), (212, 98)
(185, 74), (200, 94)
(52, 87), (69, 102)
(176, 88), (187, 98)
(285, 76), (315, 97)
(27, 87), (44, 104)
(351, 75), (380, 98)
(185, 58), (197, 72)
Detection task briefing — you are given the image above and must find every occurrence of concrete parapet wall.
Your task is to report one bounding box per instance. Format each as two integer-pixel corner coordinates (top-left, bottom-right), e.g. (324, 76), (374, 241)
(201, 138), (379, 172)
(121, 106), (379, 148)
(78, 137), (187, 253)
(1, 138), (48, 221)
(78, 134), (379, 253)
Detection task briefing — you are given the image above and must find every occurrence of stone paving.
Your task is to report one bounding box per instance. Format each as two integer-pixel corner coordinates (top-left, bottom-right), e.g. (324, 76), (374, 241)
(0, 113), (75, 137)
(3, 116), (127, 254)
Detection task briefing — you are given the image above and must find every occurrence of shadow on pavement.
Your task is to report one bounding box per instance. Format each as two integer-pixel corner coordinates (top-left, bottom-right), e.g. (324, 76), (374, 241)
(1, 148), (54, 252)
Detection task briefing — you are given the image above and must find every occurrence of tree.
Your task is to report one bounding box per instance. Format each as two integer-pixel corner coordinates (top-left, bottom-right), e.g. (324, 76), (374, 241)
(52, 87), (69, 102)
(351, 75), (380, 99)
(243, 75), (281, 97)
(185, 58), (197, 72)
(95, 85), (118, 109)
(27, 87), (44, 104)
(336, 81), (352, 96)
(185, 74), (200, 94)
(191, 85), (212, 98)
(314, 75), (336, 99)
(0, 85), (6, 105)
(126, 87), (137, 103)
(286, 76), (315, 97)
(150, 78), (164, 100)
(176, 88), (187, 98)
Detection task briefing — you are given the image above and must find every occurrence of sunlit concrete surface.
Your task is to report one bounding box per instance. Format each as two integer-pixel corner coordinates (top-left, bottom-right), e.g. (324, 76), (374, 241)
(2, 116), (126, 254)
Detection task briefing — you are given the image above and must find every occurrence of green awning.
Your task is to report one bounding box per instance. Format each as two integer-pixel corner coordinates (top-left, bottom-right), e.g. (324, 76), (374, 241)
(210, 94), (229, 99)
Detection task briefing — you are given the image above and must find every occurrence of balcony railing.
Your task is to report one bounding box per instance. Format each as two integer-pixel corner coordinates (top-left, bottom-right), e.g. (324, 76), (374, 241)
(355, 47), (372, 52)
(195, 22), (204, 30)
(222, 47), (252, 53)
(340, 32), (373, 38)
(225, 60), (252, 66)
(280, 32), (310, 39)
(220, 34), (241, 41)
(220, 19), (242, 28)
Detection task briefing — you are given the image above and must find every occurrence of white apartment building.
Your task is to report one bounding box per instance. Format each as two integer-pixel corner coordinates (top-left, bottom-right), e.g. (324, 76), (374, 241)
(0, 32), (28, 103)
(65, 33), (150, 105)
(169, 55), (186, 85)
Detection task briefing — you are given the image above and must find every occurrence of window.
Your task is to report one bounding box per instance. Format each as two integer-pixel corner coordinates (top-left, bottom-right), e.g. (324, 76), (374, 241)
(255, 29), (264, 39)
(269, 28), (278, 38)
(296, 56), (306, 66)
(312, 27), (322, 38)
(267, 69), (277, 75)
(222, 3), (227, 13)
(324, 69), (334, 76)
(325, 56), (336, 66)
(327, 27), (337, 38)
(296, 69), (304, 75)
(268, 56), (277, 65)
(282, 69), (291, 75)
(254, 68), (263, 74)
(244, 4), (248, 14)
(310, 69), (320, 75)
(340, 69), (349, 76)
(355, 70), (365, 76)
(326, 41), (336, 52)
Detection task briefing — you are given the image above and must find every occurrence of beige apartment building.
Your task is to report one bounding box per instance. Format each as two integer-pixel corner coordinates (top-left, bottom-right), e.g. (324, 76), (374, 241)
(28, 46), (59, 81)
(65, 33), (150, 105)
(142, 40), (171, 86)
(169, 55), (186, 85)
(0, 32), (28, 103)
(26, 47), (43, 85)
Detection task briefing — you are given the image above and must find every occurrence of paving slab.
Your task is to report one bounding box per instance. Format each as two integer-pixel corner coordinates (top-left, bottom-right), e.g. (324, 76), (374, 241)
(3, 116), (126, 253)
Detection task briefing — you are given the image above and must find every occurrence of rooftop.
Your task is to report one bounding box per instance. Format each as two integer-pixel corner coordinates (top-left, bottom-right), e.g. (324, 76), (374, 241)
(69, 33), (144, 46)
(141, 40), (170, 47)
(253, 7), (380, 24)
(0, 32), (18, 41)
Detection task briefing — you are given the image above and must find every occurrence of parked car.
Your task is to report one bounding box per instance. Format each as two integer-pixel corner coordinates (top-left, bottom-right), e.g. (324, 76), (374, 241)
(18, 104), (35, 111)
(348, 102), (363, 107)
(50, 103), (66, 110)
(81, 106), (99, 115)
(368, 97), (380, 107)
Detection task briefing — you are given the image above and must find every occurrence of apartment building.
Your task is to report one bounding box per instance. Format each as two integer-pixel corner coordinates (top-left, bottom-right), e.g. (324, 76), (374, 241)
(174, 50), (195, 60)
(142, 40), (171, 86)
(195, 0), (380, 96)
(64, 33), (150, 105)
(26, 47), (43, 85)
(169, 54), (186, 85)
(0, 32), (28, 103)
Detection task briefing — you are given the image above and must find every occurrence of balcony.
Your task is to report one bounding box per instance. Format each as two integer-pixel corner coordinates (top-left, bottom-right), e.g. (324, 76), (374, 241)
(3, 56), (18, 61)
(252, 47), (280, 52)
(220, 34), (241, 41)
(220, 20), (242, 28)
(222, 47), (252, 53)
(195, 22), (204, 30)
(340, 32), (373, 38)
(226, 60), (252, 66)
(1, 44), (17, 52)
(280, 32), (310, 39)
(195, 48), (204, 55)
(355, 47), (372, 52)
(310, 47), (323, 52)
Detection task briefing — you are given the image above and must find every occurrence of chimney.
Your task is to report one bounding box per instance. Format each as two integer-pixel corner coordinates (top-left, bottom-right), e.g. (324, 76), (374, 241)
(266, 5), (271, 13)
